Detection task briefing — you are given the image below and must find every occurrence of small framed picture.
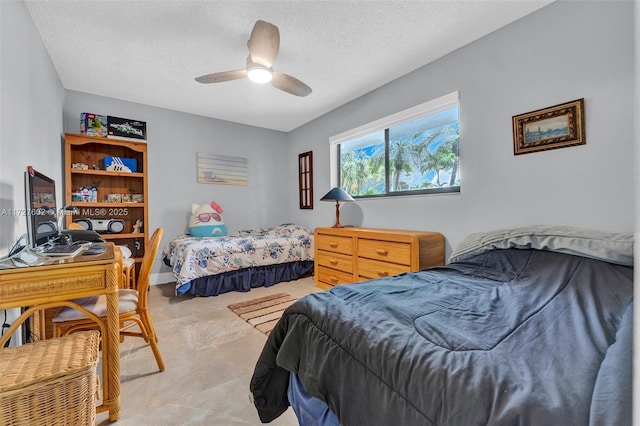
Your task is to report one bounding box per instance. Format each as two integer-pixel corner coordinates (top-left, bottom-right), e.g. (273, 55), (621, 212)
(512, 98), (585, 155)
(106, 193), (122, 203)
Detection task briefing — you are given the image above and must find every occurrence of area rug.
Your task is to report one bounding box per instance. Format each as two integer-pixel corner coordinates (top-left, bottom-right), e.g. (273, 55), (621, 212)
(227, 292), (298, 335)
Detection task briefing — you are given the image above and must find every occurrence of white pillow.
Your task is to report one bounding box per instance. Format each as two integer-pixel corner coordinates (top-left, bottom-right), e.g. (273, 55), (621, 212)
(449, 225), (634, 266)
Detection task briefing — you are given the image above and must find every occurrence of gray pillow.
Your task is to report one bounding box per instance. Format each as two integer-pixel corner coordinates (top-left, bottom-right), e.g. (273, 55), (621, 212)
(449, 225), (634, 266)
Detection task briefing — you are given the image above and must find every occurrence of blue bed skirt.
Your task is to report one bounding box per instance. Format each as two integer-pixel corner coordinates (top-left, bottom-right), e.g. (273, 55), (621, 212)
(175, 260), (314, 297)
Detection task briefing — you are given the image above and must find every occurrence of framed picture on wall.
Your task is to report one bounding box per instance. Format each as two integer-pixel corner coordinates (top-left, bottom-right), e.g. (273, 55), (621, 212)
(197, 153), (248, 185)
(512, 98), (585, 155)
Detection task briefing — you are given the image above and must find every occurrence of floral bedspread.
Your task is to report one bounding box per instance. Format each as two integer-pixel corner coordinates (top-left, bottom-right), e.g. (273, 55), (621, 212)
(163, 224), (314, 293)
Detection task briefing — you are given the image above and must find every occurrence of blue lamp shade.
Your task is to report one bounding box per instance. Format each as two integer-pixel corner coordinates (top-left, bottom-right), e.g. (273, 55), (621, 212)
(320, 187), (354, 202)
(320, 187), (354, 228)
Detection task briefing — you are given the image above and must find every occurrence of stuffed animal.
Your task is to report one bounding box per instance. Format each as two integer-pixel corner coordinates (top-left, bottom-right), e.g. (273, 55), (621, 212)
(188, 201), (227, 237)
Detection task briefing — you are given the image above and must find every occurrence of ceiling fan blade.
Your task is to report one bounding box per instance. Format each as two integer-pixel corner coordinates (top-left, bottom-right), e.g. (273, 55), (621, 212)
(195, 70), (247, 84)
(271, 72), (312, 97)
(247, 20), (280, 67)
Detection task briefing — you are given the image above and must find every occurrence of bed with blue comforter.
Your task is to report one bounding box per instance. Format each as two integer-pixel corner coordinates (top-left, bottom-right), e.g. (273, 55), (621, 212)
(163, 224), (314, 296)
(250, 225), (633, 425)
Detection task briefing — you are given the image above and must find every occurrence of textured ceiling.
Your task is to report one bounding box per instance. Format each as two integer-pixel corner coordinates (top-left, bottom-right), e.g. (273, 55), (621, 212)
(25, 0), (553, 132)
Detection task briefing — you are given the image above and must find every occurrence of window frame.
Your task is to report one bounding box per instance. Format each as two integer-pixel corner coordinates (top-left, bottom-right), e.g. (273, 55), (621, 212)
(298, 151), (313, 209)
(329, 91), (460, 198)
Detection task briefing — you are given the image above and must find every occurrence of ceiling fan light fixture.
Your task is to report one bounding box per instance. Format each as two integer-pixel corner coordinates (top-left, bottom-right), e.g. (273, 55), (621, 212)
(195, 21), (311, 96)
(247, 64), (273, 84)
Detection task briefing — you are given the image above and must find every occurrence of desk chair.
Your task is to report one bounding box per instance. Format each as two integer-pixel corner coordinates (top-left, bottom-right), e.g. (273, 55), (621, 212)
(117, 245), (137, 289)
(52, 228), (165, 372)
(122, 258), (136, 289)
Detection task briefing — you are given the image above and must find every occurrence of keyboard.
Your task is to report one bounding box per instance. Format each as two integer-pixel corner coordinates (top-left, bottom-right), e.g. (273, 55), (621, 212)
(39, 243), (84, 257)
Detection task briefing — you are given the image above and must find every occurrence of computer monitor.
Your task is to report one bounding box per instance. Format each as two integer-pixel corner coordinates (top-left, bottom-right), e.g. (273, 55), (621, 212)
(24, 166), (58, 249)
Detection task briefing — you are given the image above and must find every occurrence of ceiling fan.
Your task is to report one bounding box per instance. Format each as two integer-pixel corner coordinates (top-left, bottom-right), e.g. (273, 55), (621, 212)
(195, 20), (312, 97)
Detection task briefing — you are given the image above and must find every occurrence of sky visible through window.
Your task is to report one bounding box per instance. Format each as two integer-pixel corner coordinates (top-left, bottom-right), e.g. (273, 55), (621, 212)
(339, 106), (459, 197)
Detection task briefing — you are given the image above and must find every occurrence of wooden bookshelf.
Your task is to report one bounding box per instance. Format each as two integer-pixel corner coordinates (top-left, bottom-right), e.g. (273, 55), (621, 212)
(64, 133), (149, 264)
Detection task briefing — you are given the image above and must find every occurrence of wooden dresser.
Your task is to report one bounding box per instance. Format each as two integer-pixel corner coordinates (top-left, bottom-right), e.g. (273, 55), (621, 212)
(314, 227), (445, 290)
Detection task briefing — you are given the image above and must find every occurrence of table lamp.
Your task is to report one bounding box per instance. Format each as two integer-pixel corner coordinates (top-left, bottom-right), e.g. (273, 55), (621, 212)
(320, 187), (354, 228)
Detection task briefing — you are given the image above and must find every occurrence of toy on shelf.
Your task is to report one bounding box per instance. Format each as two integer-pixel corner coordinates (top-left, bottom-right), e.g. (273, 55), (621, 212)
(104, 157), (133, 173)
(133, 219), (143, 234)
(79, 186), (98, 202)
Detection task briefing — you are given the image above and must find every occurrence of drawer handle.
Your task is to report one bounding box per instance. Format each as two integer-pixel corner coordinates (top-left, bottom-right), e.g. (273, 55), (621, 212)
(375, 249), (389, 255)
(329, 259), (339, 265)
(377, 271), (389, 277)
(329, 242), (338, 248)
(329, 275), (339, 283)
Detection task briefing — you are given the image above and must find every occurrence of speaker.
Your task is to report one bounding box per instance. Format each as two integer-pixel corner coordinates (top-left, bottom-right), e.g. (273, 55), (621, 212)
(74, 219), (93, 231)
(36, 221), (57, 234)
(74, 218), (125, 234)
(106, 219), (125, 233)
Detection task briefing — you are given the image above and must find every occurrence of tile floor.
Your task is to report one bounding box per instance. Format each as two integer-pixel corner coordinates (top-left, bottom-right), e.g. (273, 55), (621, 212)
(96, 276), (320, 426)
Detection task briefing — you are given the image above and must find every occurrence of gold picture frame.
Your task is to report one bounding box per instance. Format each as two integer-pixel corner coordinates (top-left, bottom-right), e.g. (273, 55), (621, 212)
(512, 98), (585, 155)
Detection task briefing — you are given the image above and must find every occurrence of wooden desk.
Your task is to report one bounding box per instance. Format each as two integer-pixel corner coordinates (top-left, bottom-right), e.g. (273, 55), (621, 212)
(0, 244), (121, 421)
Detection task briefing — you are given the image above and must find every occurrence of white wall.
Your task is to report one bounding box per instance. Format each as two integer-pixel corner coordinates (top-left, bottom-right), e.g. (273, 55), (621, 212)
(0, 0), (65, 345)
(286, 1), (635, 256)
(0, 0), (64, 253)
(63, 91), (290, 275)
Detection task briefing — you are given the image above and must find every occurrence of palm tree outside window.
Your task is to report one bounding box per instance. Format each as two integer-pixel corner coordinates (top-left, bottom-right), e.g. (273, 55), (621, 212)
(334, 93), (460, 198)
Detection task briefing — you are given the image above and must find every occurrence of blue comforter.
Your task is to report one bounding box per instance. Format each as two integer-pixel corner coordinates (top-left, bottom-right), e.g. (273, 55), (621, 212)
(250, 248), (632, 425)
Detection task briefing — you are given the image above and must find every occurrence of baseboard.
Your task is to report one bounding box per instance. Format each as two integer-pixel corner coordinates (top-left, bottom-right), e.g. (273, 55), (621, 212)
(151, 272), (174, 286)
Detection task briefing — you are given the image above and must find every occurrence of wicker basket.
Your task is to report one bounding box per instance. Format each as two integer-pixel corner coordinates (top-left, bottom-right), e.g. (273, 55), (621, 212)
(0, 331), (100, 426)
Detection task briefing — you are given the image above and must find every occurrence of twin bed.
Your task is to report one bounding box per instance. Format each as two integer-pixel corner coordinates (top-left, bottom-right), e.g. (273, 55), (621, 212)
(249, 225), (633, 425)
(163, 223), (314, 296)
(163, 223), (633, 424)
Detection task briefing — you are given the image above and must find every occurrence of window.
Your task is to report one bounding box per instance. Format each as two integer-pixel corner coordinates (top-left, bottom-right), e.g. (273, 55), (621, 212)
(298, 151), (313, 209)
(330, 92), (460, 198)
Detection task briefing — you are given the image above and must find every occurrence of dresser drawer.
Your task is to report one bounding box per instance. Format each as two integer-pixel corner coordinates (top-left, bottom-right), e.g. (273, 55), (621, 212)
(316, 235), (353, 255)
(358, 239), (412, 265)
(317, 266), (353, 287)
(314, 227), (444, 290)
(316, 251), (353, 274)
(358, 257), (412, 280)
